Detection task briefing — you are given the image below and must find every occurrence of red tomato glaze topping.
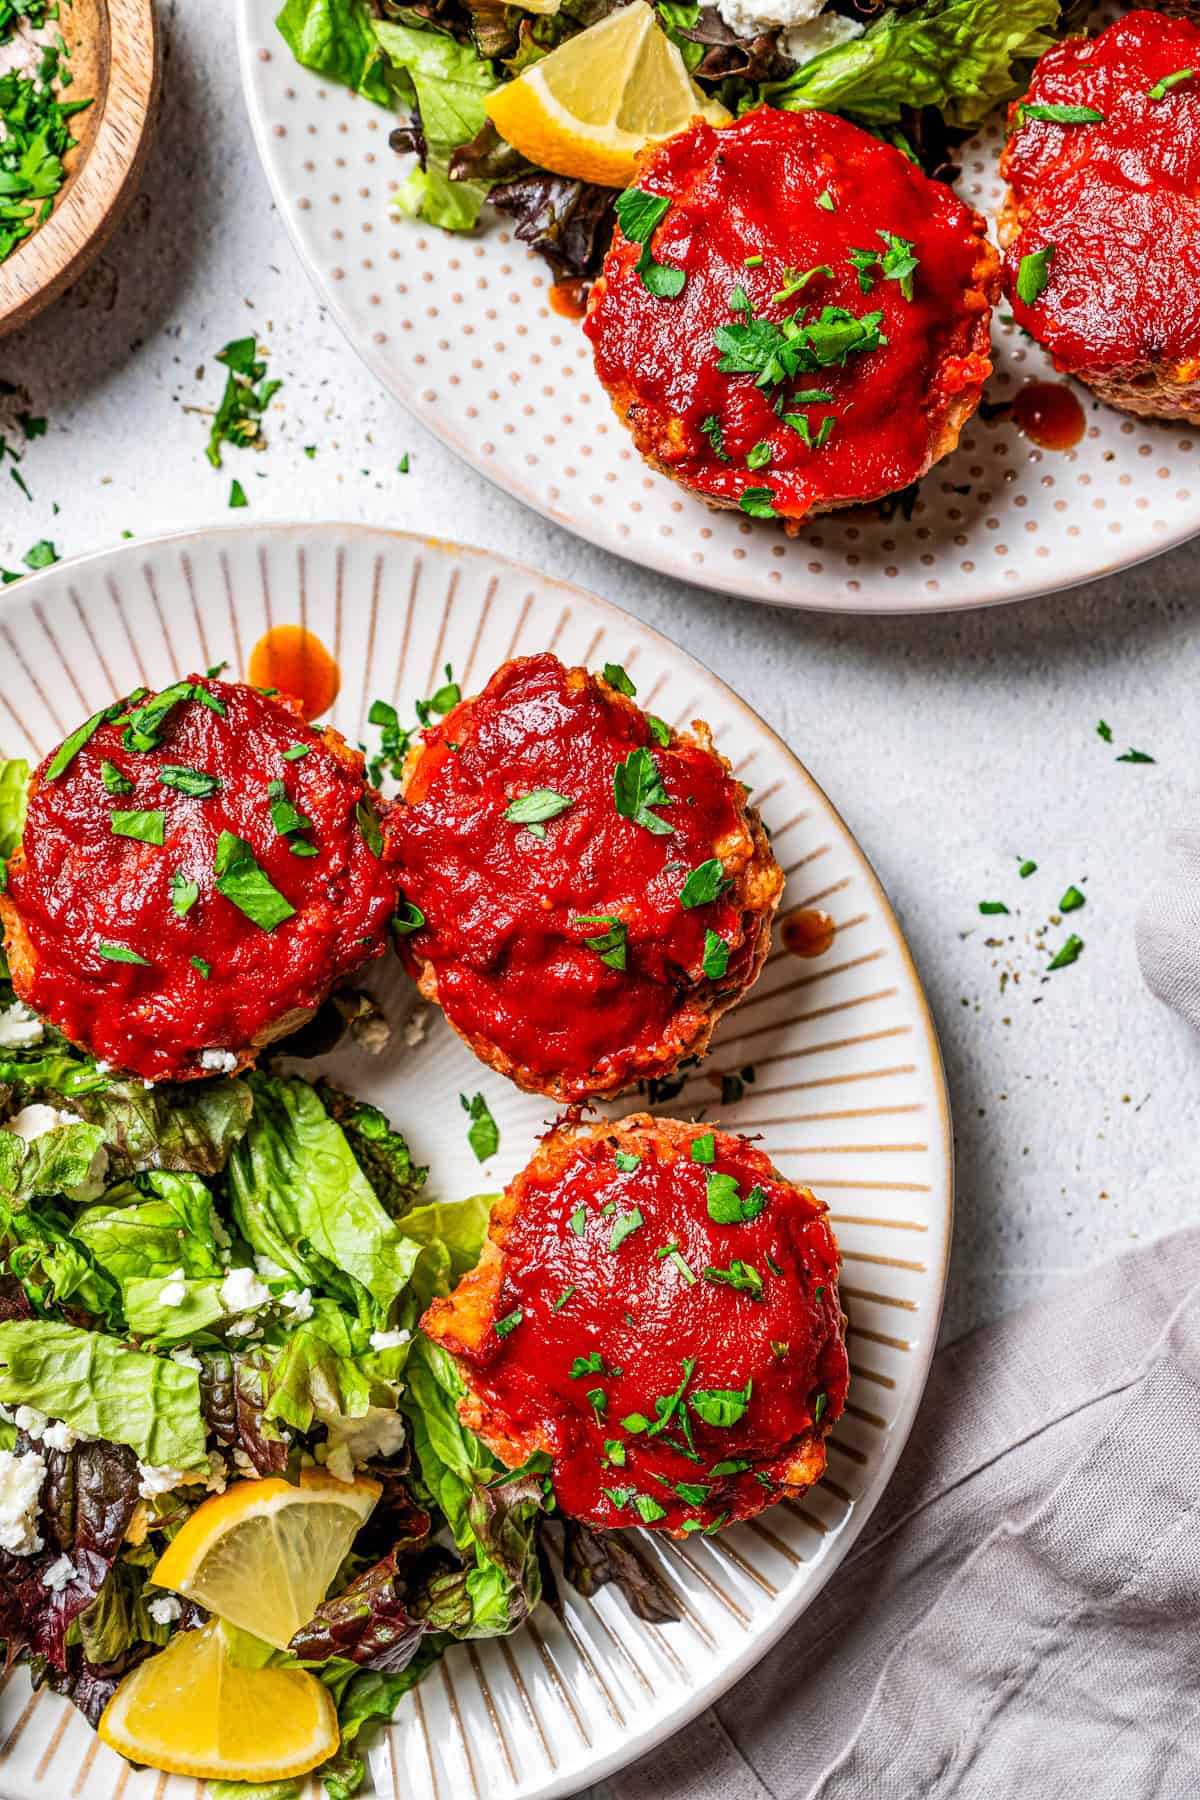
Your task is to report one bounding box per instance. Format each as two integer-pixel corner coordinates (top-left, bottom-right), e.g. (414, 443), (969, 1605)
(584, 108), (996, 520)
(1002, 12), (1200, 371)
(389, 654), (774, 1098)
(454, 1120), (848, 1533)
(1, 677), (397, 1081)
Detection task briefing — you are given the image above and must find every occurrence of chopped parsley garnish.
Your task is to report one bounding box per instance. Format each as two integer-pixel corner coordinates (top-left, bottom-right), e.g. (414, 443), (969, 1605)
(206, 337), (281, 469)
(570, 1351), (611, 1378)
(160, 764), (222, 798)
(45, 708), (107, 782)
(739, 488), (778, 519)
(283, 743), (309, 762)
(1096, 719), (1113, 743)
(1148, 69), (1194, 101)
(22, 539), (57, 570)
(398, 453), (410, 474)
(813, 1284), (825, 1303)
(355, 800), (383, 858)
(603, 1439), (627, 1467)
(703, 1260), (764, 1299)
(771, 1338), (789, 1358)
(690, 1132), (715, 1165)
(460, 1091), (499, 1162)
(746, 440), (772, 471)
(116, 680), (222, 754)
(0, 39), (92, 268)
(978, 901), (1009, 915)
(229, 479), (248, 509)
(110, 809), (165, 846)
(505, 788), (574, 829)
(586, 1388), (607, 1420)
(849, 232), (919, 301)
(783, 412), (835, 452)
(569, 1205), (587, 1237)
(190, 955), (211, 979)
(770, 264), (833, 306)
(699, 414), (730, 462)
(1059, 885), (1085, 913)
(1016, 246), (1056, 306)
(689, 1377), (752, 1429)
(390, 897), (425, 936)
(602, 662), (636, 697)
(213, 830), (295, 931)
(1116, 748), (1155, 764)
(266, 777), (311, 837)
(715, 304), (884, 389)
(601, 1486), (636, 1510)
(573, 914), (627, 971)
(494, 1308), (523, 1338)
(657, 1243), (697, 1284)
(816, 189), (835, 212)
(706, 1170), (767, 1224)
(1017, 102), (1104, 126)
(613, 187), (685, 299)
(1047, 933), (1083, 971)
(633, 1495), (667, 1523)
(679, 857), (731, 908)
(552, 1286), (576, 1311)
(614, 1150), (640, 1172)
(100, 760), (132, 795)
(613, 746), (673, 835)
(608, 1207), (644, 1252)
(743, 254), (763, 267)
(1018, 859), (1037, 878)
(169, 871), (199, 917)
(647, 716), (670, 750)
(96, 943), (150, 966)
(365, 698), (411, 786)
(415, 664), (460, 726)
(813, 1391), (828, 1424)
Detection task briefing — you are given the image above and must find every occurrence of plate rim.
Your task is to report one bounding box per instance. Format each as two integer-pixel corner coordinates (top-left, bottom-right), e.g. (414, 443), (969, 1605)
(234, 4), (1199, 618)
(0, 517), (955, 1793)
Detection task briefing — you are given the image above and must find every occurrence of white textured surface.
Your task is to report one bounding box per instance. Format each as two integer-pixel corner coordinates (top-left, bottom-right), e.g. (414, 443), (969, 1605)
(1, 2), (1196, 1357)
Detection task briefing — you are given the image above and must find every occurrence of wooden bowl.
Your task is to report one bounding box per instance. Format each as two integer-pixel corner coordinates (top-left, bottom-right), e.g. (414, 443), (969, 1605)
(0, 0), (159, 337)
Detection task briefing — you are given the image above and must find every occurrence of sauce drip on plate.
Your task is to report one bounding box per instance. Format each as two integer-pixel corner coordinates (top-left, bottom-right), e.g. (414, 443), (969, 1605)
(1012, 381), (1085, 451)
(549, 279), (588, 321)
(781, 907), (836, 959)
(247, 625), (340, 721)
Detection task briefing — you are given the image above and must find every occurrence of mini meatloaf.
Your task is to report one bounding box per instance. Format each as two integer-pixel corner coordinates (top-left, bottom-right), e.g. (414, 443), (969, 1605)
(999, 12), (1200, 422)
(386, 652), (782, 1102)
(0, 676), (398, 1083)
(583, 107), (999, 527)
(421, 1112), (849, 1535)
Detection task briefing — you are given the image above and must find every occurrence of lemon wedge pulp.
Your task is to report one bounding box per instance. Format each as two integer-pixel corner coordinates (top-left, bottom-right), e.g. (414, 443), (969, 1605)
(485, 1), (731, 189)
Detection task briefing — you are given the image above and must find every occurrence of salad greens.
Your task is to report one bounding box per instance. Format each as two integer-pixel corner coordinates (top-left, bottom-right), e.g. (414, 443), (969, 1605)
(275, 0), (1082, 245)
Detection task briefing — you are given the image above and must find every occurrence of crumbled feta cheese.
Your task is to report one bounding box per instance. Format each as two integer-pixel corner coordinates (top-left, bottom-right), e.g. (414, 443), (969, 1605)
(93, 1060), (112, 1075)
(170, 1348), (203, 1371)
(321, 1407), (406, 1483)
(136, 1461), (209, 1500)
(41, 1553), (76, 1593)
(14, 1406), (48, 1442)
(0, 1002), (43, 1050)
(220, 1266), (270, 1315)
(148, 1593), (182, 1625)
(403, 1007), (429, 1049)
(279, 1287), (314, 1322)
(368, 1328), (411, 1352)
(158, 1267), (187, 1308)
(716, 0), (822, 38)
(199, 1048), (239, 1074)
(253, 1254), (287, 1282)
(41, 1420), (78, 1454)
(224, 1318), (258, 1339)
(5, 1103), (75, 1143)
(0, 1449), (46, 1554)
(781, 9), (862, 65)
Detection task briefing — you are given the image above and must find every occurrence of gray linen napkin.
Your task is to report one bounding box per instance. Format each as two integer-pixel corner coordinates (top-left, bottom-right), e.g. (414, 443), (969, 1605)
(603, 1228), (1200, 1800)
(1137, 827), (1200, 1029)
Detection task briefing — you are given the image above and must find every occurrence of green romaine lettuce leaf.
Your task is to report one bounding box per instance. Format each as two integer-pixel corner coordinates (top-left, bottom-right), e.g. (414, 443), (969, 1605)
(768, 0), (1061, 126)
(4, 1201), (122, 1326)
(0, 1318), (206, 1466)
(316, 1081), (427, 1219)
(228, 1075), (422, 1317)
(275, 0), (396, 106)
(71, 1172), (226, 1283)
(398, 1192), (496, 1284)
(0, 758), (27, 865)
(0, 1117), (107, 1202)
(373, 22), (497, 232)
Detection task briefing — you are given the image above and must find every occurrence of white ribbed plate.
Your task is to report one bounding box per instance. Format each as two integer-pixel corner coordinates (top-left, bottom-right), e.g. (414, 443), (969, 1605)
(236, 3), (1199, 614)
(0, 524), (952, 1798)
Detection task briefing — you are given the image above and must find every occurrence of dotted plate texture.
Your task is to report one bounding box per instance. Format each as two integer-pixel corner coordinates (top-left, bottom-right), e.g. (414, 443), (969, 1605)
(236, 2), (1198, 613)
(0, 524), (951, 1799)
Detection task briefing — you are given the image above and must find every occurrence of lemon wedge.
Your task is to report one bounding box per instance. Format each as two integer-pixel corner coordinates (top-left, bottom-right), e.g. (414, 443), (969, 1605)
(485, 1), (730, 188)
(98, 1619), (338, 1781)
(151, 1470), (380, 1651)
